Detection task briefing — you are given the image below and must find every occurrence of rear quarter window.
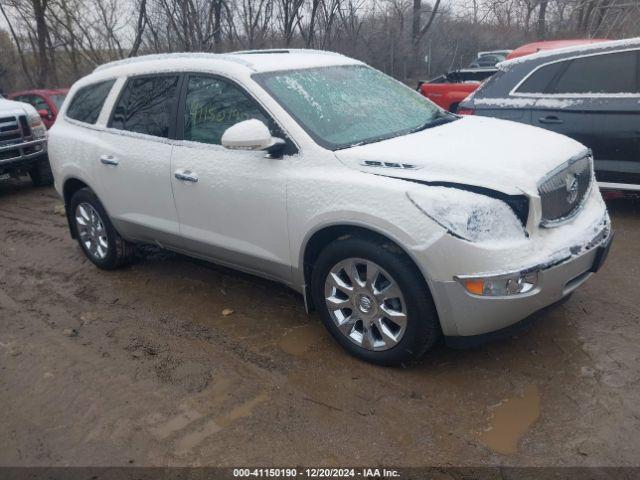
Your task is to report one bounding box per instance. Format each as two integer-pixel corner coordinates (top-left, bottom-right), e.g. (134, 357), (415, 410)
(468, 69), (507, 98)
(66, 80), (116, 124)
(516, 62), (565, 94)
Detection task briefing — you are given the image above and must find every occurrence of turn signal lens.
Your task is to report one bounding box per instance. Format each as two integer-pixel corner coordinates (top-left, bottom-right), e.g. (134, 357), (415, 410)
(457, 271), (539, 296)
(464, 279), (485, 295)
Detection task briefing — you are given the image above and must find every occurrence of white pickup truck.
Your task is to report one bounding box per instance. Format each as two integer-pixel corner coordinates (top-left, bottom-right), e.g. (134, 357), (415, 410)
(0, 97), (50, 185)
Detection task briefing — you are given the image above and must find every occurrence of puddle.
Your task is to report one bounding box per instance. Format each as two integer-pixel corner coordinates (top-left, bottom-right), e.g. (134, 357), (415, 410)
(149, 406), (203, 440)
(479, 384), (540, 455)
(279, 323), (325, 356)
(174, 392), (269, 455)
(217, 392), (269, 426)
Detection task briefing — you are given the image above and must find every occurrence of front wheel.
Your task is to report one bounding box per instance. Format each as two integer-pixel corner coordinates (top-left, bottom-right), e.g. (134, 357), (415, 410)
(311, 236), (441, 366)
(29, 158), (54, 186)
(69, 188), (134, 270)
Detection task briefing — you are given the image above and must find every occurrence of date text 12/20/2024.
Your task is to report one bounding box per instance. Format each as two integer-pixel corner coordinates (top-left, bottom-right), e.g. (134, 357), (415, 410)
(233, 468), (401, 478)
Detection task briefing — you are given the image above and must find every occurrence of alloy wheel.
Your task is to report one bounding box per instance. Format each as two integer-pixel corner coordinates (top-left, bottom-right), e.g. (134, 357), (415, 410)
(324, 258), (407, 351)
(75, 202), (109, 260)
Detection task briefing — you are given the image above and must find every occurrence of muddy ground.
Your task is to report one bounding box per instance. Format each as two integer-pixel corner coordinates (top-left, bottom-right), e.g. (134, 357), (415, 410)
(0, 179), (639, 467)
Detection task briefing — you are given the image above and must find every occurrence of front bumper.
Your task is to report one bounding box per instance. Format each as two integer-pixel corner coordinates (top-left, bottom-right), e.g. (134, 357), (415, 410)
(0, 139), (47, 172)
(430, 227), (613, 338)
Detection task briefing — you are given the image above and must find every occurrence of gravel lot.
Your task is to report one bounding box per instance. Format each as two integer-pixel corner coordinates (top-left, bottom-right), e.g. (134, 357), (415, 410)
(1, 179), (639, 467)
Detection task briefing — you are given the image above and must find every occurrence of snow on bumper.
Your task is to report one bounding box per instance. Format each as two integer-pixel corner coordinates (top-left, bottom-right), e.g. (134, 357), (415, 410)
(412, 186), (611, 337)
(431, 228), (611, 337)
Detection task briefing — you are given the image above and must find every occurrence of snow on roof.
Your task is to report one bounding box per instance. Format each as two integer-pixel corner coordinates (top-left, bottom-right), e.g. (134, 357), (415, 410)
(93, 49), (358, 77)
(499, 37), (640, 68)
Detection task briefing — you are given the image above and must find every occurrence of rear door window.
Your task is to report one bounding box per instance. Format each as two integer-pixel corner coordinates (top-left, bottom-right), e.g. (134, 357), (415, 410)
(109, 75), (180, 138)
(549, 50), (639, 94)
(67, 80), (115, 124)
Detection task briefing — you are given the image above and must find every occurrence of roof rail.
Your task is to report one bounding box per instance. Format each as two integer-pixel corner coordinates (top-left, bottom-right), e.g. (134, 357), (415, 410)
(231, 48), (343, 57)
(94, 52), (252, 72)
(233, 49), (291, 55)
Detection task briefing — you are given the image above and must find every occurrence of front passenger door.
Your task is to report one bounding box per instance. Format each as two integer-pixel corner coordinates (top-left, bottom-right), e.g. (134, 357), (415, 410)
(170, 75), (295, 283)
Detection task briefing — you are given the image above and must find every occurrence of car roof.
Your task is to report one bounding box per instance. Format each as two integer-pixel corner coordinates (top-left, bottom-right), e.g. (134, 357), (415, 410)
(499, 37), (640, 68)
(90, 49), (361, 79)
(464, 37), (640, 105)
(505, 39), (610, 60)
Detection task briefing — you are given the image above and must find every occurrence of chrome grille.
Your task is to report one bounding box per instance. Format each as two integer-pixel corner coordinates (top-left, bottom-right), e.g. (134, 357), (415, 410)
(539, 154), (592, 226)
(0, 115), (25, 145)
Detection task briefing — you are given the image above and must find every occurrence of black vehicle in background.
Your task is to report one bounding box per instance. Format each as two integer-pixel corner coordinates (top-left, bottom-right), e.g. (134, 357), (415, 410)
(460, 38), (640, 191)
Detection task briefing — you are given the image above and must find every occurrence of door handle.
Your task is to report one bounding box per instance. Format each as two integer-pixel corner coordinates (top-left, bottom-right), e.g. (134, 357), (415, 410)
(174, 169), (198, 183)
(538, 116), (564, 125)
(100, 154), (119, 166)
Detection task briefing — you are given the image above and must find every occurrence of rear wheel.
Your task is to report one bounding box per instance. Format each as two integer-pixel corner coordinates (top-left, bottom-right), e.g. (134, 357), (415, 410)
(69, 188), (134, 270)
(311, 236), (441, 366)
(29, 158), (54, 186)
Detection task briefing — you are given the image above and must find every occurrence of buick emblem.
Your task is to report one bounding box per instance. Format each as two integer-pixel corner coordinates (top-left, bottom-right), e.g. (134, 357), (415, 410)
(566, 174), (579, 204)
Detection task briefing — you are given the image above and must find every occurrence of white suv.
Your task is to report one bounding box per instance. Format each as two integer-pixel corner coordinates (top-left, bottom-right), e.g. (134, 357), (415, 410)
(49, 50), (612, 365)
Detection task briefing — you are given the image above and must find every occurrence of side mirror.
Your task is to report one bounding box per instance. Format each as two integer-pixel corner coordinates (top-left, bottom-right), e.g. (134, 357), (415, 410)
(38, 109), (52, 121)
(221, 119), (284, 154)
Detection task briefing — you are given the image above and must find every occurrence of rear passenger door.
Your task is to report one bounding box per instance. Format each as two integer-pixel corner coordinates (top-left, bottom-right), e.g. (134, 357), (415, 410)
(98, 74), (181, 246)
(526, 50), (640, 182)
(516, 60), (593, 145)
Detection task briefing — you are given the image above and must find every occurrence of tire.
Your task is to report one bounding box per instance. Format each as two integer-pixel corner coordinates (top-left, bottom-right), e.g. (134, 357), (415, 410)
(449, 102), (459, 114)
(68, 187), (134, 270)
(29, 158), (54, 186)
(311, 236), (441, 366)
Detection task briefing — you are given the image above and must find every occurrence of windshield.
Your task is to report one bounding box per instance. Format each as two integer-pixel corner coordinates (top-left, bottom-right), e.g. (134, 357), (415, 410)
(50, 94), (67, 109)
(254, 65), (446, 150)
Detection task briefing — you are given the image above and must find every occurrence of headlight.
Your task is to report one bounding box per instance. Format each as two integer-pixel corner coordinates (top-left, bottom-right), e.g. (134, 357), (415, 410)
(406, 186), (526, 243)
(27, 112), (47, 139)
(455, 270), (539, 296)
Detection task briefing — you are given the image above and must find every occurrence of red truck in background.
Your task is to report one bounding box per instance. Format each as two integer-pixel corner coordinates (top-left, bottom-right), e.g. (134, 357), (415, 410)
(419, 39), (610, 112)
(505, 38), (608, 60)
(8, 88), (68, 129)
(417, 68), (496, 113)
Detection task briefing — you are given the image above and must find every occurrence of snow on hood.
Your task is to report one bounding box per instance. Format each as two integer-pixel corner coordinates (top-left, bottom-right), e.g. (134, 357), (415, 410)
(0, 98), (37, 115)
(335, 116), (587, 195)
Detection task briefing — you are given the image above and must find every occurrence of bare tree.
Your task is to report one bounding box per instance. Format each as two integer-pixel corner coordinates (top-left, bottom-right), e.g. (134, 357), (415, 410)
(411, 0), (441, 78)
(0, 0), (637, 90)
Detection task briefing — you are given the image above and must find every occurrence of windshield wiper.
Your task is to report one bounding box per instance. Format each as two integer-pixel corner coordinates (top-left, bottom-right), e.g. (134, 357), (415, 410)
(409, 111), (458, 134)
(337, 112), (458, 150)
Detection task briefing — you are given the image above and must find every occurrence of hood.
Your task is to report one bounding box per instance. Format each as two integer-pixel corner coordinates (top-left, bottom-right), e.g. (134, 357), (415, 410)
(0, 98), (37, 116)
(335, 116), (587, 195)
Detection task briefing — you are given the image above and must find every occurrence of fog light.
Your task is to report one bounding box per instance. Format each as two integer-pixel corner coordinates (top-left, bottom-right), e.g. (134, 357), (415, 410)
(456, 271), (538, 296)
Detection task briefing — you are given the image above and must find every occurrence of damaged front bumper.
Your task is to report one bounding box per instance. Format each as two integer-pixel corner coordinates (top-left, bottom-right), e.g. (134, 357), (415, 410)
(430, 224), (613, 340)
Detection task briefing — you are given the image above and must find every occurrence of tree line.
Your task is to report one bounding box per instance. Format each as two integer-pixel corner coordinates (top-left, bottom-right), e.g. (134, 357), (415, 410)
(0, 0), (638, 92)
